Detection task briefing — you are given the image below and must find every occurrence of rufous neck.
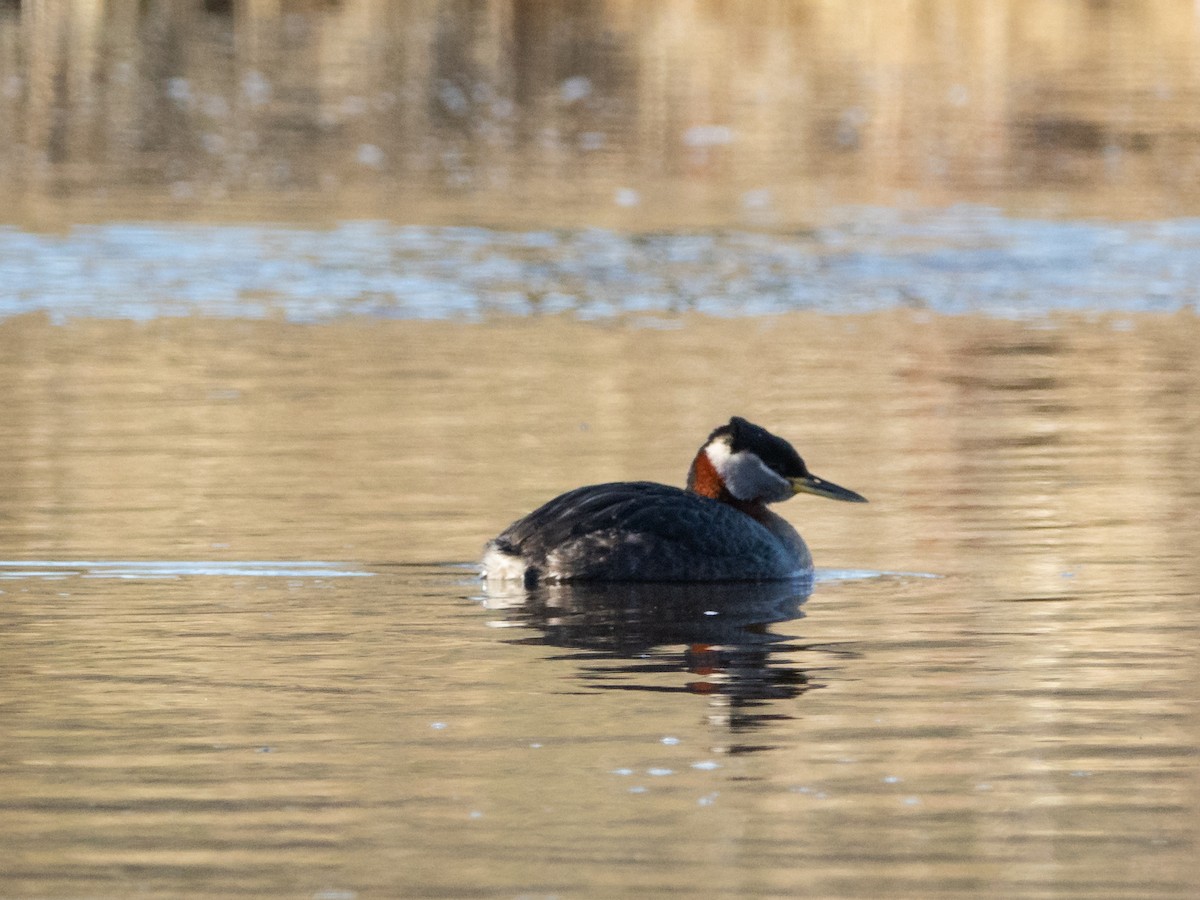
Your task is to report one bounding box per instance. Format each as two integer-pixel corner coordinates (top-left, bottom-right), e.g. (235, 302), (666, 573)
(687, 448), (725, 500)
(688, 449), (769, 521)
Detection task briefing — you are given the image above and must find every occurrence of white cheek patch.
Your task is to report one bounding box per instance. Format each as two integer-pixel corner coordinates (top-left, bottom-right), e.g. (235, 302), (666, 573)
(705, 443), (793, 503)
(704, 439), (733, 470)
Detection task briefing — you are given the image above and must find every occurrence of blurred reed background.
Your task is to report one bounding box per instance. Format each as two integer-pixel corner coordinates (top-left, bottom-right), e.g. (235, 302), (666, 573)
(3, 0), (1200, 228)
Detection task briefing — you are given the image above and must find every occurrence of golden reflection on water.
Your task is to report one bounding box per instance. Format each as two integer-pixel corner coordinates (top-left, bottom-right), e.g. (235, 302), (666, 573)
(1, 311), (1199, 896)
(3, 4), (1199, 895)
(2, 311), (1197, 578)
(4, 0), (1200, 226)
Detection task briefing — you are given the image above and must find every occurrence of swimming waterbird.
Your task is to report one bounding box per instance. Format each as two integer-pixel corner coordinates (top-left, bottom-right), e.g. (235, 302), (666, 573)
(482, 417), (866, 585)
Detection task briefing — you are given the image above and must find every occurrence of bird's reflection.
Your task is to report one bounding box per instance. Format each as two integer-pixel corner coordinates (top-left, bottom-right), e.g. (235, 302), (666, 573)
(482, 576), (818, 745)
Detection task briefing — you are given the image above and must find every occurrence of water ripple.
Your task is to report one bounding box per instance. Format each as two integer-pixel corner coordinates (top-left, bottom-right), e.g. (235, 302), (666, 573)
(3, 209), (1197, 322)
(0, 560), (372, 579)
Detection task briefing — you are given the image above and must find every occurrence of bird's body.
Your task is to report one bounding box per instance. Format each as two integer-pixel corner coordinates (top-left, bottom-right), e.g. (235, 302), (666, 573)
(482, 417), (866, 585)
(483, 481), (811, 583)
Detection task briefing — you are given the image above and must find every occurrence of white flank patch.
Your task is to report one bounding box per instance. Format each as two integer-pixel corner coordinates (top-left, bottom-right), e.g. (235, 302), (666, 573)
(480, 545), (527, 582)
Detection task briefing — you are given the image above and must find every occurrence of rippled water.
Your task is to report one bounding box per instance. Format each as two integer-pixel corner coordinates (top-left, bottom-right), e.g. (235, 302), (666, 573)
(6, 0), (1200, 225)
(3, 1), (1200, 897)
(3, 312), (1199, 898)
(3, 211), (1199, 322)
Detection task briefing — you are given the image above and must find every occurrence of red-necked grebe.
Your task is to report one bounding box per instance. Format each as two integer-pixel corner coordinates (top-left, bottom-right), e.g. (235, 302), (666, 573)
(482, 416), (866, 584)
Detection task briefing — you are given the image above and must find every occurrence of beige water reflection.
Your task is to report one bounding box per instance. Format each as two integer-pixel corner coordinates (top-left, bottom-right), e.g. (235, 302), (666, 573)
(5, 3), (1199, 894)
(2, 312), (1199, 895)
(3, 311), (1198, 576)
(5, 1), (1200, 226)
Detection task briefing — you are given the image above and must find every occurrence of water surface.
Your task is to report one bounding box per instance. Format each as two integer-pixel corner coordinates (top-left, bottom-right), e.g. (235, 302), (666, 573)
(3, 211), (1198, 322)
(5, 0), (1200, 227)
(2, 313), (1198, 898)
(3, 1), (1200, 896)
